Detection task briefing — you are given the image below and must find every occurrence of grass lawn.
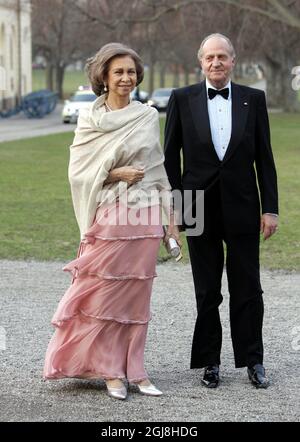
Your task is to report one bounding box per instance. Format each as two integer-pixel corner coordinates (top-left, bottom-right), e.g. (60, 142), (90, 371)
(0, 114), (299, 269)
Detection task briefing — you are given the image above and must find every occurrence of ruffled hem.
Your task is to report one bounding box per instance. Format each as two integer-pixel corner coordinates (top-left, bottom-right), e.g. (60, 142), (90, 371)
(52, 309), (151, 328)
(79, 308), (151, 324)
(43, 312), (150, 382)
(62, 235), (161, 284)
(63, 267), (157, 281)
(87, 233), (163, 241)
(51, 276), (154, 327)
(84, 202), (164, 244)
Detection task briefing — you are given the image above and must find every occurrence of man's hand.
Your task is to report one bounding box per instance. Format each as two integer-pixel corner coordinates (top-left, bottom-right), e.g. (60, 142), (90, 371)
(261, 214), (278, 240)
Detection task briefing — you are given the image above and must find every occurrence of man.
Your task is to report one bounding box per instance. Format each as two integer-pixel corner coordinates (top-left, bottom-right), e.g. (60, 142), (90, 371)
(164, 33), (278, 388)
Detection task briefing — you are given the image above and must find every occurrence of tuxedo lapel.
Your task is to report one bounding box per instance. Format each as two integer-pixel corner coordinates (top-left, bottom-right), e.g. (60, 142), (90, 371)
(222, 82), (250, 163)
(188, 82), (220, 163)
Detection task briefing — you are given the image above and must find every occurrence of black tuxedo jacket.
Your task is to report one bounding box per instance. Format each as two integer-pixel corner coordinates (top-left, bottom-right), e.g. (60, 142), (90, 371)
(164, 81), (278, 235)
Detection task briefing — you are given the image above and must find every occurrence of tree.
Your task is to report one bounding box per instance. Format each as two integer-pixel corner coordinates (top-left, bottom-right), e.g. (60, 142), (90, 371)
(210, 0), (300, 31)
(31, 0), (300, 108)
(32, 0), (101, 97)
(262, 21), (300, 111)
(214, 0), (300, 110)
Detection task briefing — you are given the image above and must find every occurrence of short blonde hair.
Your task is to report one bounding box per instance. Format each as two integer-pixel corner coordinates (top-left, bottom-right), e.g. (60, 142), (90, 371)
(197, 33), (236, 61)
(85, 42), (144, 96)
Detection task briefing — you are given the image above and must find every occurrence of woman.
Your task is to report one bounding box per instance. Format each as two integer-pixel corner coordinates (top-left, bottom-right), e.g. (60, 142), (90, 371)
(43, 43), (181, 400)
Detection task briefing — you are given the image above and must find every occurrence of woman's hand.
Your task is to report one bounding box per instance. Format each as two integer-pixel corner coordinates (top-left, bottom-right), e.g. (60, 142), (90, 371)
(104, 166), (145, 185)
(164, 224), (182, 248)
(117, 166), (145, 186)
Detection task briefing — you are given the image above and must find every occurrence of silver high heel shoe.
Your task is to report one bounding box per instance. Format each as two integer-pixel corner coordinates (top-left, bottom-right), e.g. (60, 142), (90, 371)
(105, 381), (127, 400)
(136, 382), (163, 396)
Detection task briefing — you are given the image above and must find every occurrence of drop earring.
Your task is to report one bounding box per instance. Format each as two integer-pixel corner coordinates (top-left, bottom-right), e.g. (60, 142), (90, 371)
(104, 84), (108, 92)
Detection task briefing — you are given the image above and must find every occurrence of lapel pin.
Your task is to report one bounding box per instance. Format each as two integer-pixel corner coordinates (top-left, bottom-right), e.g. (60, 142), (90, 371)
(244, 102), (248, 106)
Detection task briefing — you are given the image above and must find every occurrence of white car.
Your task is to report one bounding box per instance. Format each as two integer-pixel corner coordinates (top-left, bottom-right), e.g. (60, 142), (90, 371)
(130, 87), (149, 103)
(147, 88), (174, 111)
(62, 88), (97, 123)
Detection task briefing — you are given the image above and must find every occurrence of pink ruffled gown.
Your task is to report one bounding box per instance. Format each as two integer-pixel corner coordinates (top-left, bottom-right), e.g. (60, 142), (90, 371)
(43, 202), (163, 383)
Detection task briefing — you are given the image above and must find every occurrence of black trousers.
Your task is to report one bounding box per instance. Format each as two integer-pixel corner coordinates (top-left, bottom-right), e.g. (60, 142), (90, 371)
(187, 231), (264, 369)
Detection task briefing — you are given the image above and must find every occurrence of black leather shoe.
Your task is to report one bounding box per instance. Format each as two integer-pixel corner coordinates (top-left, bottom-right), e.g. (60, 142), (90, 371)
(201, 365), (220, 388)
(247, 364), (270, 389)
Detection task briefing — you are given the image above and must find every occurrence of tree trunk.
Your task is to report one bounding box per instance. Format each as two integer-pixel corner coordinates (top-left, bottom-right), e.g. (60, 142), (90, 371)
(265, 56), (300, 111)
(159, 64), (166, 88)
(46, 63), (54, 91)
(235, 61), (244, 81)
(195, 67), (202, 83)
(55, 64), (65, 99)
(265, 57), (282, 109)
(148, 62), (155, 95)
(173, 64), (180, 88)
(280, 57), (300, 112)
(184, 66), (189, 86)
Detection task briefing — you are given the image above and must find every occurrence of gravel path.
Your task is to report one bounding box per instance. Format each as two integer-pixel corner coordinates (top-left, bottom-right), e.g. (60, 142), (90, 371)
(0, 259), (299, 422)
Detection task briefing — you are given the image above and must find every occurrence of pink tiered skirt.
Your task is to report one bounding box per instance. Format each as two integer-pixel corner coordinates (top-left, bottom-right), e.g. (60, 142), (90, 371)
(43, 203), (163, 382)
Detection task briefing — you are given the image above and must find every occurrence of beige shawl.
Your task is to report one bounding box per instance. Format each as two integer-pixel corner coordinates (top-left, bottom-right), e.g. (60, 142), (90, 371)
(68, 94), (171, 239)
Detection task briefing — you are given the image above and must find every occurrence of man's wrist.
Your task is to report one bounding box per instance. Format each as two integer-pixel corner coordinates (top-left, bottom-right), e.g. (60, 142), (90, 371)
(263, 213), (278, 217)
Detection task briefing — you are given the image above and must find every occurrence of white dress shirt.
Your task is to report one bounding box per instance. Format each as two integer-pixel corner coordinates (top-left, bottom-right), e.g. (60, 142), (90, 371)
(206, 79), (232, 161)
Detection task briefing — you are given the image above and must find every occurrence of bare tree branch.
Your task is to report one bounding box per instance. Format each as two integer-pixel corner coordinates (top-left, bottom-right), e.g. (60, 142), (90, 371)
(74, 0), (300, 30)
(206, 0), (300, 29)
(74, 0), (204, 28)
(266, 0), (300, 28)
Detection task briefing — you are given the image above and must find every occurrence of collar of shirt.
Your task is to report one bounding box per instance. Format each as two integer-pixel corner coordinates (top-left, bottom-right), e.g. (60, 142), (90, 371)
(206, 79), (232, 100)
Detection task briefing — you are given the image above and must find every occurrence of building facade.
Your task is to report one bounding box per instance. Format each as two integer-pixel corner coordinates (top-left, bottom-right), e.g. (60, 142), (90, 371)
(0, 0), (32, 110)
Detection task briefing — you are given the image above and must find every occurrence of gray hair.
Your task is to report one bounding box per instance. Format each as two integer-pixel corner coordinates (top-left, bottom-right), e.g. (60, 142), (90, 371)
(197, 33), (236, 60)
(85, 42), (144, 96)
